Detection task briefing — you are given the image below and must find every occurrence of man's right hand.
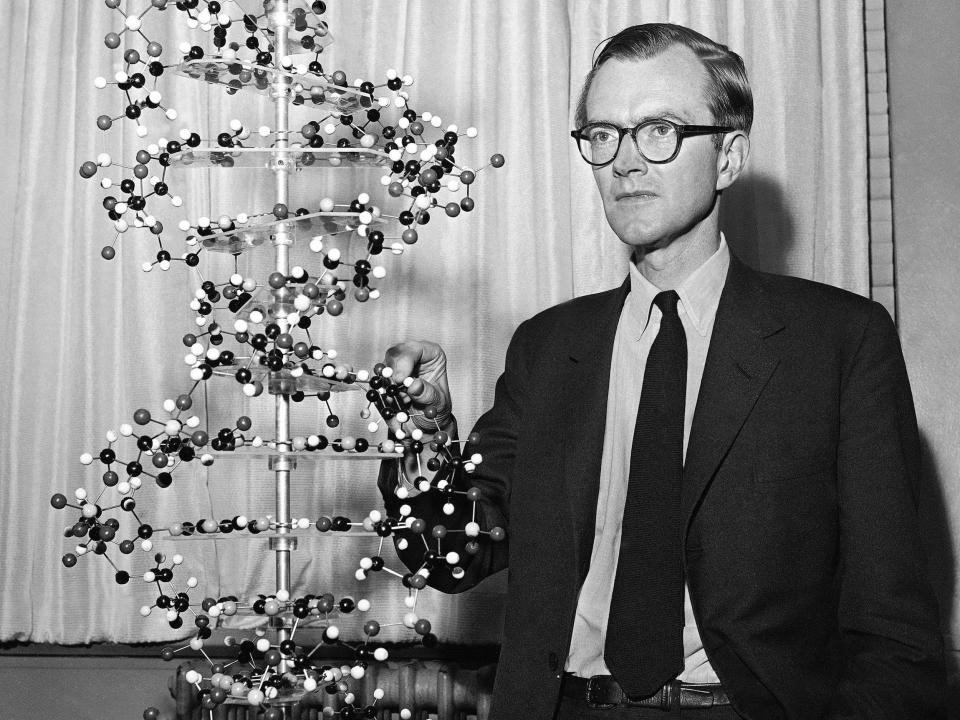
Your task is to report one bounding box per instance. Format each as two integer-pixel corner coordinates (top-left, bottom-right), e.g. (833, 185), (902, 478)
(383, 340), (456, 433)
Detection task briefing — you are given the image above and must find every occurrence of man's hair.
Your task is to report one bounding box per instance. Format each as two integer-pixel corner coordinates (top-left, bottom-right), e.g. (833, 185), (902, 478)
(574, 23), (753, 148)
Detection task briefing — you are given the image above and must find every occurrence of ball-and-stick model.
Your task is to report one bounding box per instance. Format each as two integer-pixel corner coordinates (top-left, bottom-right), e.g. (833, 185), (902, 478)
(58, 1), (505, 717)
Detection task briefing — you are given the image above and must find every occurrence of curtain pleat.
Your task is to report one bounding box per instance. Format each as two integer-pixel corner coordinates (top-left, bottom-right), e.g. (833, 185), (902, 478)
(1, 0), (868, 643)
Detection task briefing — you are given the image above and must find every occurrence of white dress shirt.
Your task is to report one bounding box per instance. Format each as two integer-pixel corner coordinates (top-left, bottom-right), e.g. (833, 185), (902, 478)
(565, 236), (730, 684)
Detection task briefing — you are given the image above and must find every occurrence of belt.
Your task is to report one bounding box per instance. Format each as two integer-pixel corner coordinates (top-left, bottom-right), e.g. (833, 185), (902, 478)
(563, 674), (730, 710)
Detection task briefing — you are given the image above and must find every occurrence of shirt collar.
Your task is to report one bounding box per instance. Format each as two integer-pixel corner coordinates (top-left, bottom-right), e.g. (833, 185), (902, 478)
(625, 233), (731, 338)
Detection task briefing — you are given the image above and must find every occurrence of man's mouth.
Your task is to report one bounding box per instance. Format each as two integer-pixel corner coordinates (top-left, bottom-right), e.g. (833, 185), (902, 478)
(615, 191), (657, 201)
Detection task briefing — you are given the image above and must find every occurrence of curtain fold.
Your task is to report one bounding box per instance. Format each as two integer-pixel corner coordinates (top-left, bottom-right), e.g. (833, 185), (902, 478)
(1, 0), (868, 643)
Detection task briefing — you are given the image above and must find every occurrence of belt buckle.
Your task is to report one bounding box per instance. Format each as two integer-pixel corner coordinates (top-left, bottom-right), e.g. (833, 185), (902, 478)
(585, 676), (619, 710)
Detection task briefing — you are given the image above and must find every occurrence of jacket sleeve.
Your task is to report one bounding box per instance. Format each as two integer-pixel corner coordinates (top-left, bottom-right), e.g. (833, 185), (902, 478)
(825, 301), (945, 719)
(376, 319), (534, 593)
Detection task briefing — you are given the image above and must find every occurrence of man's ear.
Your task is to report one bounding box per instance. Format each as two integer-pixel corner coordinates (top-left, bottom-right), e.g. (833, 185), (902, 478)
(716, 131), (750, 191)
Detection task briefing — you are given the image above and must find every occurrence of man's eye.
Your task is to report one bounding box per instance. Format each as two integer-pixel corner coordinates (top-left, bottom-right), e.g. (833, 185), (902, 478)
(588, 128), (617, 144)
(650, 123), (673, 137)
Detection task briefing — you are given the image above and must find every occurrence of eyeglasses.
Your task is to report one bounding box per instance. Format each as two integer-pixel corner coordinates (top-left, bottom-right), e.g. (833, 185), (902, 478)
(570, 119), (734, 167)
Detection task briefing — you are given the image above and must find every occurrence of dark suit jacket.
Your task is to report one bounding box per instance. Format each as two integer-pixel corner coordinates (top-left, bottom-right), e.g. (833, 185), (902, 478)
(382, 256), (945, 719)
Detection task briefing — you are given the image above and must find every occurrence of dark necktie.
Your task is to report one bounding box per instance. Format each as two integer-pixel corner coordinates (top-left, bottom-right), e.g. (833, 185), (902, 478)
(604, 289), (687, 698)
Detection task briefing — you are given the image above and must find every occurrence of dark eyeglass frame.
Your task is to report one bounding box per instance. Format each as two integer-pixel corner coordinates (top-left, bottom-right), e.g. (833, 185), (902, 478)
(570, 119), (735, 167)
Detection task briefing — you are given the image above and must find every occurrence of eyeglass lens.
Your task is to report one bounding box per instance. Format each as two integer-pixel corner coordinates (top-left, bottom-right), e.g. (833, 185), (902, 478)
(580, 121), (679, 165)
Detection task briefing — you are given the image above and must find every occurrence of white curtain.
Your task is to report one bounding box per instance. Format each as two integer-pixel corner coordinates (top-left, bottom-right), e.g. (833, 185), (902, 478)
(0, 0), (867, 643)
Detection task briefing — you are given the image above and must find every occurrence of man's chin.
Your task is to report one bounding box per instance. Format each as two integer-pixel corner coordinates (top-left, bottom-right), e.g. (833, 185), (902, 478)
(615, 229), (669, 251)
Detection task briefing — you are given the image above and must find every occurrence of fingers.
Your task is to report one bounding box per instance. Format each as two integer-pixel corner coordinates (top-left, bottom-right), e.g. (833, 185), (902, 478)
(382, 340), (453, 430)
(383, 340), (446, 383)
(405, 376), (440, 408)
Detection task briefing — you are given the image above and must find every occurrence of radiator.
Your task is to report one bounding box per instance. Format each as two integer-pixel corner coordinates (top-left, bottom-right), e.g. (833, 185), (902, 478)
(170, 661), (496, 720)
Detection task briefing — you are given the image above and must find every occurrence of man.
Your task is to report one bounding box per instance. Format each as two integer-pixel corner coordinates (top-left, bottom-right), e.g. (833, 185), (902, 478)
(378, 24), (944, 720)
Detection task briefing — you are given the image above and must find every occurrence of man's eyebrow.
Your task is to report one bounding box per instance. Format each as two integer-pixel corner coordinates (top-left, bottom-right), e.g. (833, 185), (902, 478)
(585, 112), (691, 126)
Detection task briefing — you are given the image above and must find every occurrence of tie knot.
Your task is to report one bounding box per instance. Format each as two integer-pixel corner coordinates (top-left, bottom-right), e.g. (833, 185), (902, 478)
(653, 290), (680, 318)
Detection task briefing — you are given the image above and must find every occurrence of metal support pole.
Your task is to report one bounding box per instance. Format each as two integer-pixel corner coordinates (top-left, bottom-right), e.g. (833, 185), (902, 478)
(269, 0), (294, 678)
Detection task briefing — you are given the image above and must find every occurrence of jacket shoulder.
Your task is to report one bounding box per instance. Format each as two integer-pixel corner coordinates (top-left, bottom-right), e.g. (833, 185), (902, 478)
(746, 265), (885, 328)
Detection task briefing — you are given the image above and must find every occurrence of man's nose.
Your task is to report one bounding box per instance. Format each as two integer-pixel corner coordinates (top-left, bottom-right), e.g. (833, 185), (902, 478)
(612, 135), (648, 176)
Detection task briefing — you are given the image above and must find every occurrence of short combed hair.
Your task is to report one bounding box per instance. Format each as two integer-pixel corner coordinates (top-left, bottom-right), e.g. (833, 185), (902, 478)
(574, 24), (753, 146)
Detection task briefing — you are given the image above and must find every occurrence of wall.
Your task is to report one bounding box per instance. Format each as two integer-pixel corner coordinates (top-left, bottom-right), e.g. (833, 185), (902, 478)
(885, 0), (960, 683)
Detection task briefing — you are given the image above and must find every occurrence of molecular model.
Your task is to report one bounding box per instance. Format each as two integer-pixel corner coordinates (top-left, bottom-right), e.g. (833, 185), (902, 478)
(54, 1), (504, 717)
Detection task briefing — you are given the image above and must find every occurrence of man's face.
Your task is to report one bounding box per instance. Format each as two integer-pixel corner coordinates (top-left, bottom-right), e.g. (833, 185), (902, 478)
(585, 46), (725, 251)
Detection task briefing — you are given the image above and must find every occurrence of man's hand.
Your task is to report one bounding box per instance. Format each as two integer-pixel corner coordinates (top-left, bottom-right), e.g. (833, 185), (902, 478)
(383, 340), (456, 433)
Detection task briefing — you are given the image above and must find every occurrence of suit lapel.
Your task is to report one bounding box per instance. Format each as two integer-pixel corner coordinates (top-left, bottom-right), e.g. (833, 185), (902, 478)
(560, 278), (630, 578)
(682, 256), (784, 533)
